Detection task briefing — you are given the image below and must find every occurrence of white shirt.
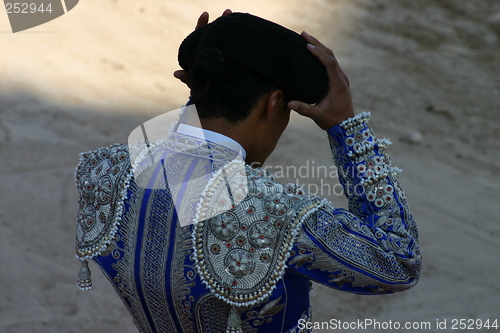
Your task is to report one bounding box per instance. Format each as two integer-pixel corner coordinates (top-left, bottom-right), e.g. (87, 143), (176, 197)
(176, 124), (247, 160)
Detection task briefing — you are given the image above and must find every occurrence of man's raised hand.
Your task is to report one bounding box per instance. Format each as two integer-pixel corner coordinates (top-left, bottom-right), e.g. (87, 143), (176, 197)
(174, 9), (233, 88)
(288, 31), (354, 130)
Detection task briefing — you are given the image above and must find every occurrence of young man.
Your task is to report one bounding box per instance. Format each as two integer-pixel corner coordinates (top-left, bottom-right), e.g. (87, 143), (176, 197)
(75, 12), (421, 333)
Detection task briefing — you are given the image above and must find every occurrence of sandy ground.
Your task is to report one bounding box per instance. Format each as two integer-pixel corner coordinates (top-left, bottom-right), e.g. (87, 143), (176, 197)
(1, 0), (499, 332)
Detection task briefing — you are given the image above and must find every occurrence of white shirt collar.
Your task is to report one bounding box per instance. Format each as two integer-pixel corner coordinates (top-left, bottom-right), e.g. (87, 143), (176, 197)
(176, 124), (247, 159)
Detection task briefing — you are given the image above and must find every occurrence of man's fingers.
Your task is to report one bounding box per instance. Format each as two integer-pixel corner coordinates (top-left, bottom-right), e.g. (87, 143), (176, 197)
(306, 43), (350, 90)
(306, 44), (339, 74)
(288, 101), (313, 117)
(301, 31), (334, 56)
(195, 10), (231, 30)
(195, 11), (209, 30)
(174, 70), (191, 86)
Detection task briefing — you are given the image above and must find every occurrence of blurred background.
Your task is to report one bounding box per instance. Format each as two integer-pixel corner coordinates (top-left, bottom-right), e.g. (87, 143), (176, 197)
(1, 0), (499, 332)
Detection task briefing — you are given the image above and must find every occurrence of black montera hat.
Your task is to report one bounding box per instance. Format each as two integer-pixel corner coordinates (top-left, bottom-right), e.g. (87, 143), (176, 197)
(178, 13), (328, 104)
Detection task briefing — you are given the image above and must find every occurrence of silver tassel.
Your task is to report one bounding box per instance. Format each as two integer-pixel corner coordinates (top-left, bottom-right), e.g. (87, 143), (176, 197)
(226, 306), (243, 333)
(77, 260), (92, 290)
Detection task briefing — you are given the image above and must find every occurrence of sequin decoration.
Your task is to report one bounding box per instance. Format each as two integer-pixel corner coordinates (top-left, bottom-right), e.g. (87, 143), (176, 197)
(249, 222), (277, 249)
(211, 212), (240, 240)
(263, 194), (291, 216)
(225, 249), (256, 278)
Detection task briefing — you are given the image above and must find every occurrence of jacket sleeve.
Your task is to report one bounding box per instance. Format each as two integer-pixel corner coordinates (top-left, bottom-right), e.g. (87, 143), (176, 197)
(287, 112), (421, 294)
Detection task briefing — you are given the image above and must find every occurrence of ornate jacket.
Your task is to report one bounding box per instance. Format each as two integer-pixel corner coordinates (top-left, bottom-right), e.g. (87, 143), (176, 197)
(75, 112), (421, 333)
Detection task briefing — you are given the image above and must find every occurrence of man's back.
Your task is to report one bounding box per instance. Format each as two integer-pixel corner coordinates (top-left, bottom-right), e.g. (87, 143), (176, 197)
(76, 113), (421, 332)
(83, 131), (312, 332)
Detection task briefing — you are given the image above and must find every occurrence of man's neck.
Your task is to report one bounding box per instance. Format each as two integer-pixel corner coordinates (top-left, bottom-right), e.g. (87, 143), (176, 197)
(199, 117), (249, 152)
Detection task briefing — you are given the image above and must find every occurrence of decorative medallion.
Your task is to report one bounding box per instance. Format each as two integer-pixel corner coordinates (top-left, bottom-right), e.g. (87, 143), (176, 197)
(225, 249), (256, 277)
(211, 212), (240, 240)
(248, 222), (277, 249)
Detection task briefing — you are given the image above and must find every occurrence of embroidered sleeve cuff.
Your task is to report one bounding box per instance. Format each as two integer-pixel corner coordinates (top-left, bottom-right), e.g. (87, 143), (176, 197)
(326, 112), (402, 189)
(326, 111), (371, 140)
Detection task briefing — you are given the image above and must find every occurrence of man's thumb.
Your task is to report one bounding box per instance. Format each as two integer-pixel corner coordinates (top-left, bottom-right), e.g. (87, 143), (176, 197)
(288, 101), (310, 117)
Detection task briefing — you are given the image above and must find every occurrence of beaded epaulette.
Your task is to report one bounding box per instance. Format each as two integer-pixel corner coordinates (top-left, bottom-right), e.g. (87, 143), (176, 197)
(192, 161), (324, 332)
(75, 144), (133, 290)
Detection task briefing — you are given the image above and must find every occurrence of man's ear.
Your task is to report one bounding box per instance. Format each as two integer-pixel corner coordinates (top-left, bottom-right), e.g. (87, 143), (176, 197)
(265, 90), (285, 121)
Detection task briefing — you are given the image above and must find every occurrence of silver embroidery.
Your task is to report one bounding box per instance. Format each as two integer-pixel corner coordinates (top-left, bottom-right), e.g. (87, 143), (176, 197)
(112, 181), (155, 332)
(75, 144), (133, 289)
(193, 161), (322, 307)
(75, 145), (132, 260)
